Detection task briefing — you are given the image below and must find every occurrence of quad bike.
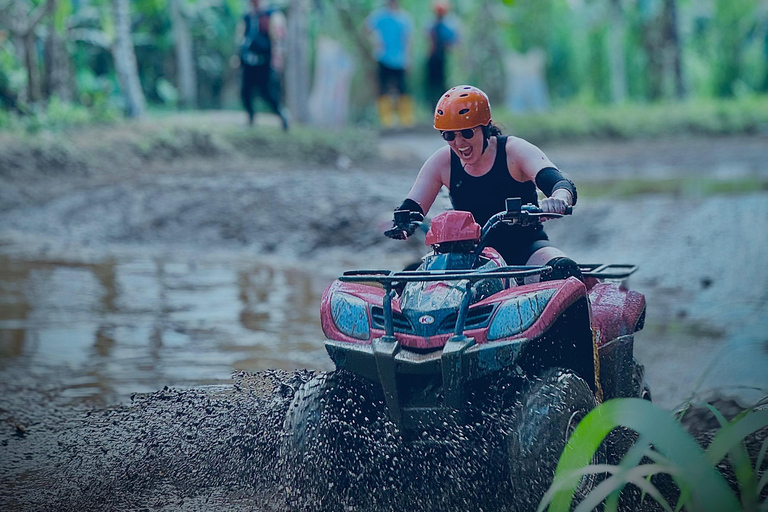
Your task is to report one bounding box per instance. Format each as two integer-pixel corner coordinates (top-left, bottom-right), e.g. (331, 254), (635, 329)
(284, 198), (650, 509)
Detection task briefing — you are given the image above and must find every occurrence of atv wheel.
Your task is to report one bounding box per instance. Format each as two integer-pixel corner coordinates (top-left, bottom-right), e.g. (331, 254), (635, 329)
(283, 369), (386, 454)
(632, 359), (652, 401)
(506, 368), (605, 511)
(281, 370), (388, 508)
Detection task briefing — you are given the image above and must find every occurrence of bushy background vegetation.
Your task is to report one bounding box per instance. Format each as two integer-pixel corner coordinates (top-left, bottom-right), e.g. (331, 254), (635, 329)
(1, 0), (767, 136)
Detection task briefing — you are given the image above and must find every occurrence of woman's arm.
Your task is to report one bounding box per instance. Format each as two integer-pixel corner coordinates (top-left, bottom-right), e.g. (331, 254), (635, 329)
(506, 136), (575, 212)
(404, 145), (451, 215)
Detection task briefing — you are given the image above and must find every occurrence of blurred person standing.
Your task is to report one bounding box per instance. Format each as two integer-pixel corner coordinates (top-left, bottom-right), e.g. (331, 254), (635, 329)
(239, 0), (289, 130)
(366, 0), (414, 128)
(425, 1), (460, 108)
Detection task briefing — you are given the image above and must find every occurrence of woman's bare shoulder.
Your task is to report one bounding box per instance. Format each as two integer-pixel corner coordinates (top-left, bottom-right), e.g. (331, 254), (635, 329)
(505, 135), (553, 180)
(421, 145), (452, 175)
(427, 144), (452, 164)
(505, 135), (542, 154)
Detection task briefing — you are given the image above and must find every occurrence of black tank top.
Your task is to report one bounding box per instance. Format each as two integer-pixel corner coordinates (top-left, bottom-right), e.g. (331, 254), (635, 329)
(243, 12), (272, 68)
(449, 136), (549, 264)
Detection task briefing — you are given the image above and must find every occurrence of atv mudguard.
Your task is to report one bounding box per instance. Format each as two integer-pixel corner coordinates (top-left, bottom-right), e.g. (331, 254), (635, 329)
(589, 282), (647, 401)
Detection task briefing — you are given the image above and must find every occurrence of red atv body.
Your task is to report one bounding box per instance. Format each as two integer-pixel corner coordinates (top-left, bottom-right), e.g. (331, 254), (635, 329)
(318, 204), (648, 430)
(285, 199), (650, 507)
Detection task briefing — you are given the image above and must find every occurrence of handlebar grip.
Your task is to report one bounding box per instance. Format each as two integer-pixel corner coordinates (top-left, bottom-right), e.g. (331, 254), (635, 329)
(564, 205), (573, 215)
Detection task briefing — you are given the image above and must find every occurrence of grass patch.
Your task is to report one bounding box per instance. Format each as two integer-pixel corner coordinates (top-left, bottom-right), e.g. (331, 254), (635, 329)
(221, 124), (380, 166)
(579, 177), (768, 199)
(0, 116), (382, 177)
(539, 397), (768, 512)
(498, 96), (768, 143)
(0, 97), (121, 133)
(4, 95), (768, 143)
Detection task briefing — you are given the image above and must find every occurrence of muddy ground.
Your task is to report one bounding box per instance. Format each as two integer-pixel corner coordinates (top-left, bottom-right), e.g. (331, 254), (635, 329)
(0, 111), (767, 510)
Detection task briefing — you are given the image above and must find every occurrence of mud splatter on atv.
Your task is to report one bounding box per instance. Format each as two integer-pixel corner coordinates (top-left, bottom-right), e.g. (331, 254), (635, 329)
(284, 200), (652, 509)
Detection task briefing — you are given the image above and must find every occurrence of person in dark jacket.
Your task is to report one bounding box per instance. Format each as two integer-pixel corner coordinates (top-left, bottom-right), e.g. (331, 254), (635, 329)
(385, 85), (580, 279)
(239, 0), (288, 130)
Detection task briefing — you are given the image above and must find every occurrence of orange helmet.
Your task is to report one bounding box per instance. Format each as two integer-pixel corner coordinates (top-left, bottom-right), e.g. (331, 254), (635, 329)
(433, 1), (448, 17)
(433, 85), (492, 131)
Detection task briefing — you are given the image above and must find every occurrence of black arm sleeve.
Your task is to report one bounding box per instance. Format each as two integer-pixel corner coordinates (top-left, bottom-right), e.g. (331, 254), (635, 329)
(396, 198), (424, 215)
(535, 167), (578, 205)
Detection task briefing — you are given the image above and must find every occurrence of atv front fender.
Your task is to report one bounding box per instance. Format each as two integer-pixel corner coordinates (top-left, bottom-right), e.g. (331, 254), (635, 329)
(326, 334), (532, 430)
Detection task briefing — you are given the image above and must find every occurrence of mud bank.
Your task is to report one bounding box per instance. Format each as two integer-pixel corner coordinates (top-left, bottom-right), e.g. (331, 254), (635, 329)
(2, 130), (766, 408)
(0, 370), (545, 512)
(2, 369), (765, 512)
(1, 117), (768, 510)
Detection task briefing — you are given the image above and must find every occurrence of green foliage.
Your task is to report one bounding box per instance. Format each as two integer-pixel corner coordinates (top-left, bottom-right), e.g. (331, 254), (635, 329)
(53, 0), (74, 34)
(711, 0), (761, 97)
(4, 0), (767, 125)
(580, 177), (768, 200)
(156, 78), (179, 106)
(0, 96), (120, 133)
(223, 124), (380, 165)
(75, 68), (117, 108)
(539, 398), (768, 512)
(0, 38), (25, 110)
(498, 95), (768, 143)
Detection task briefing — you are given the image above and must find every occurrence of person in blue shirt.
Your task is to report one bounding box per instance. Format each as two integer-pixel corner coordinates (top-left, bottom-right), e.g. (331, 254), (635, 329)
(365, 0), (414, 128)
(425, 2), (460, 108)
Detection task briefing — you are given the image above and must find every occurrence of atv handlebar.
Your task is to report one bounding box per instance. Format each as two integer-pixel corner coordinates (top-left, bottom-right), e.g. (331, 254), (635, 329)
(483, 197), (572, 234)
(472, 198), (572, 266)
(385, 197), (572, 244)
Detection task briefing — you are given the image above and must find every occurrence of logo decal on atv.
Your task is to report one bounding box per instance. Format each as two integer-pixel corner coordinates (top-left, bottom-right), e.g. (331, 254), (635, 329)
(419, 315), (435, 325)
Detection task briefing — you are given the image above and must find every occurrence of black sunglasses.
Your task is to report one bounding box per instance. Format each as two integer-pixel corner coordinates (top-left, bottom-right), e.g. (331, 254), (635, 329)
(441, 128), (476, 141)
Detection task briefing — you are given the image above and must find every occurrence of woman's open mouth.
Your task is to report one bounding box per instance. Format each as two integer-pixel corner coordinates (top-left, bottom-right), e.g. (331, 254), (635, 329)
(457, 145), (473, 158)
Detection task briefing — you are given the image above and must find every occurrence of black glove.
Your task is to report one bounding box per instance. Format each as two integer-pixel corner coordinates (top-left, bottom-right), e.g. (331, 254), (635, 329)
(384, 209), (424, 240)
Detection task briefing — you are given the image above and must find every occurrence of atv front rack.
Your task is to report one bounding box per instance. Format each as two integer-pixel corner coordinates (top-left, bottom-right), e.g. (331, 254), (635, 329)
(341, 266), (548, 339)
(333, 264), (637, 431)
(580, 264), (638, 280)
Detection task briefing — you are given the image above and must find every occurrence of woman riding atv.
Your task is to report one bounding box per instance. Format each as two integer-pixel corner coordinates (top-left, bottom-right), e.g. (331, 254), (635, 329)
(385, 85), (581, 280)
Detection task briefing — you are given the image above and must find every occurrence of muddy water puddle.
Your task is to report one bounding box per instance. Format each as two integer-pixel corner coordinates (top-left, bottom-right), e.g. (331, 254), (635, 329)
(0, 253), (334, 406)
(1, 223), (766, 413)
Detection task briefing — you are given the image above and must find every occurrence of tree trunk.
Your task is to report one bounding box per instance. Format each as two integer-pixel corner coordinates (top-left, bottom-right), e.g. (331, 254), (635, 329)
(641, 2), (664, 100)
(22, 30), (41, 103)
(285, 0), (310, 124)
(664, 0), (685, 98)
(607, 0), (627, 103)
(112, 0), (145, 117)
(642, 0), (685, 100)
(4, 0), (58, 104)
(45, 16), (74, 101)
(332, 2), (377, 117)
(169, 0), (197, 108)
(466, 0), (506, 105)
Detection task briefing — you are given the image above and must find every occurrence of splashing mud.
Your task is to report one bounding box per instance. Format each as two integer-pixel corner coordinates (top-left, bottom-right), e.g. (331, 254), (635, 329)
(1, 369), (532, 512)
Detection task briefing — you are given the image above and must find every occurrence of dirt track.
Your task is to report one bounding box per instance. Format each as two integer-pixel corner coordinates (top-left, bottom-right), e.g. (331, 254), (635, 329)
(1, 115), (767, 408)
(0, 114), (767, 509)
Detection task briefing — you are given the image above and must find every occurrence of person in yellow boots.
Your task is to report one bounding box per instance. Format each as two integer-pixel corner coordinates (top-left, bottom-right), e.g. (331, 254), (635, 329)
(396, 93), (414, 127)
(366, 0), (414, 129)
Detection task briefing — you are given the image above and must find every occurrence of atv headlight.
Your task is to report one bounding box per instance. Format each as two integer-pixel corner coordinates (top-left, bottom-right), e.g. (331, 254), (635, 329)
(487, 289), (557, 341)
(330, 292), (371, 340)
